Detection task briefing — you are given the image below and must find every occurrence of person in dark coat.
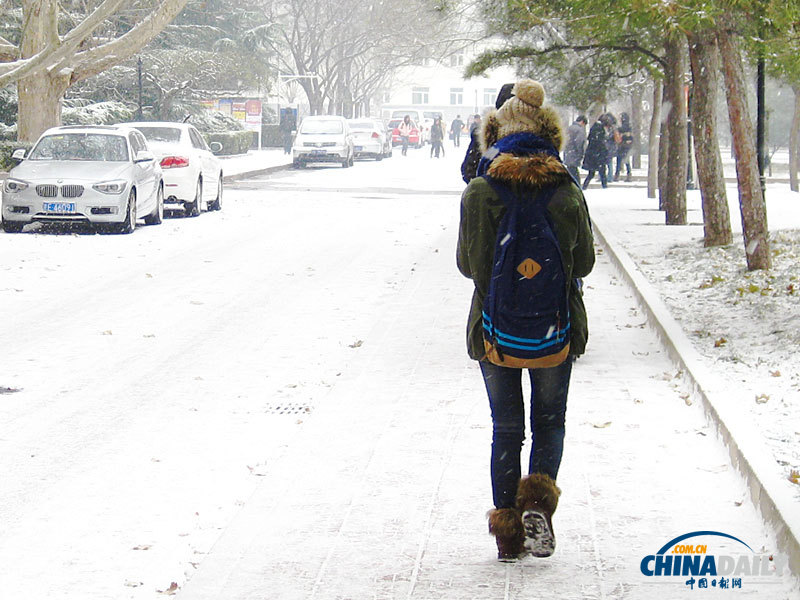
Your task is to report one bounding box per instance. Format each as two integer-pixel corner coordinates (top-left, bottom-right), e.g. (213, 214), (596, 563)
(563, 115), (587, 182)
(614, 112), (634, 181)
(603, 113), (617, 184)
(582, 115), (610, 189)
(461, 84), (515, 183)
(450, 115), (464, 147)
(430, 116), (445, 158)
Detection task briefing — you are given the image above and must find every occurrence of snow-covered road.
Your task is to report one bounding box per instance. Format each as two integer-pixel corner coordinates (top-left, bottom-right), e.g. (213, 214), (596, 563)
(0, 150), (797, 598)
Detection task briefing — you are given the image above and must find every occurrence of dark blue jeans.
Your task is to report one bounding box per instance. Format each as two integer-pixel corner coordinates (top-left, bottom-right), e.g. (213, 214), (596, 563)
(479, 358), (574, 509)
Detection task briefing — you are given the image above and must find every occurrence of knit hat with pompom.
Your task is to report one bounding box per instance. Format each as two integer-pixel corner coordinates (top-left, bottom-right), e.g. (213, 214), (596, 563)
(487, 79), (563, 151)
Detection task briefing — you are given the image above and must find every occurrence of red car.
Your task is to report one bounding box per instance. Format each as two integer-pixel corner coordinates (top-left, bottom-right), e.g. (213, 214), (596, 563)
(388, 118), (421, 148)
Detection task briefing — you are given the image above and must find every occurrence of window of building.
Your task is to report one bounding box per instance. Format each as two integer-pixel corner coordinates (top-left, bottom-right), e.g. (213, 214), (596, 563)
(450, 88), (463, 105)
(483, 88), (497, 107)
(449, 53), (464, 68)
(412, 87), (429, 105)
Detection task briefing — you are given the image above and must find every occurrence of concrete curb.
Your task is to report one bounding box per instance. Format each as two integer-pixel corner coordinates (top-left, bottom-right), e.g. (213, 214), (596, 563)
(221, 162), (292, 183)
(592, 213), (800, 580)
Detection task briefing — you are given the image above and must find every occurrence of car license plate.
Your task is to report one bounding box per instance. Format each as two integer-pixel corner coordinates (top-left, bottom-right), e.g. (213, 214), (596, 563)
(43, 202), (76, 213)
(311, 150), (326, 156)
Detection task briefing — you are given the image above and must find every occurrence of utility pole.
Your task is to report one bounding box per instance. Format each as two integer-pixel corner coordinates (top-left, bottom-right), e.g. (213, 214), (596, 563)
(756, 4), (767, 197)
(136, 57), (143, 120)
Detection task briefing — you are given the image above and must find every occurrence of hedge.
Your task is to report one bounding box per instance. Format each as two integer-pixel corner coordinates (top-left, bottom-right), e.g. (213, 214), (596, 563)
(203, 130), (254, 156)
(0, 140), (32, 171)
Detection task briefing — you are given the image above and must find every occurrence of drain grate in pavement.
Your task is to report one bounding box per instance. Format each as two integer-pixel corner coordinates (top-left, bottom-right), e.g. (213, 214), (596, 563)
(264, 403), (313, 415)
(0, 386), (21, 395)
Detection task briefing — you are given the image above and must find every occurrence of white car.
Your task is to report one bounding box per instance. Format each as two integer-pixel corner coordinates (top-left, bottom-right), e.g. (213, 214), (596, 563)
(347, 118), (392, 160)
(126, 121), (223, 216)
(2, 125), (163, 234)
(292, 116), (354, 168)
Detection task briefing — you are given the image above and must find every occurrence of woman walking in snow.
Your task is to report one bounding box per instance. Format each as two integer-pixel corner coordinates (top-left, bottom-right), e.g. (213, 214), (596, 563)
(457, 80), (595, 561)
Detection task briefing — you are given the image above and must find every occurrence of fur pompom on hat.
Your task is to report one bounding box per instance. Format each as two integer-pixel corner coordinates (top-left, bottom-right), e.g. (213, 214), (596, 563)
(482, 79), (564, 152)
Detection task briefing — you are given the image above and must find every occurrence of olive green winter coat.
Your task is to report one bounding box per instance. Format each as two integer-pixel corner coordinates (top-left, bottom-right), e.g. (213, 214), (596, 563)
(456, 152), (595, 362)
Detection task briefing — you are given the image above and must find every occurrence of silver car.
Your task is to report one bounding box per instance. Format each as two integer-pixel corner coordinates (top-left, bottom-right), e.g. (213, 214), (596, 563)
(2, 125), (163, 234)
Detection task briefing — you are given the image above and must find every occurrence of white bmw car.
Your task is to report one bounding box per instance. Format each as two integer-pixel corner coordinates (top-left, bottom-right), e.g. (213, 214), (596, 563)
(126, 122), (223, 216)
(2, 125), (163, 233)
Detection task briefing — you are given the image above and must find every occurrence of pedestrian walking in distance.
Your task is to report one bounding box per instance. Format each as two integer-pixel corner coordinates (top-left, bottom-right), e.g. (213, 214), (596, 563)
(582, 114), (610, 189)
(430, 116), (445, 158)
(450, 115), (464, 147)
(457, 79), (595, 561)
(563, 115), (588, 182)
(614, 112), (634, 182)
(398, 115), (413, 156)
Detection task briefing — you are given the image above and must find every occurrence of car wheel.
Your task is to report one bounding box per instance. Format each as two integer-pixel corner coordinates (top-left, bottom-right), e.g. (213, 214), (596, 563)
(144, 184), (164, 225)
(187, 178), (202, 217)
(348, 153), (354, 167)
(2, 220), (24, 233)
(376, 153), (383, 161)
(208, 176), (222, 211)
(117, 189), (136, 234)
(342, 156), (349, 168)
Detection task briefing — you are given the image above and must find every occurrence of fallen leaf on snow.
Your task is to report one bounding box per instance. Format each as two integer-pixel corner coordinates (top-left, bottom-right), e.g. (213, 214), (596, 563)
(102, 330), (113, 336)
(157, 582), (179, 595)
(770, 370), (782, 377)
(124, 580), (143, 588)
(788, 470), (800, 485)
(592, 421), (612, 429)
(755, 394), (770, 404)
(132, 544), (151, 551)
(348, 340), (363, 348)
(714, 337), (727, 348)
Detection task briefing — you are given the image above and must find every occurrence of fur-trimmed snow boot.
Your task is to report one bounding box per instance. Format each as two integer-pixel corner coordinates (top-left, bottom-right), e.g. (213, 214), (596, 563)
(516, 473), (561, 557)
(487, 508), (525, 561)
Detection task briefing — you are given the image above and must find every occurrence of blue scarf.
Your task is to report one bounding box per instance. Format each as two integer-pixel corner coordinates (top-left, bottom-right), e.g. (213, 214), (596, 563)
(476, 132), (560, 178)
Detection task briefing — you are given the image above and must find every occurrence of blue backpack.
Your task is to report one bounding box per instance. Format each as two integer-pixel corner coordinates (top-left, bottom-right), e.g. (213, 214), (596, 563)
(481, 178), (570, 368)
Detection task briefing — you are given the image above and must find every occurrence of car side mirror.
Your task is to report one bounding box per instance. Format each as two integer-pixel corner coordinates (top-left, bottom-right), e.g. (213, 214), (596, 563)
(134, 150), (155, 163)
(209, 141), (223, 154)
(11, 148), (27, 161)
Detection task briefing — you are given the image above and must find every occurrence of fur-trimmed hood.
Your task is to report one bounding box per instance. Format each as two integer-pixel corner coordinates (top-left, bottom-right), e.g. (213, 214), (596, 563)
(485, 152), (572, 189)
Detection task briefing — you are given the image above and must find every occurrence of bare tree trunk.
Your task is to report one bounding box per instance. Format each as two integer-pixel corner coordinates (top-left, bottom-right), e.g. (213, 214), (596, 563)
(658, 84), (670, 209)
(17, 0), (68, 141)
(790, 86), (800, 193)
(717, 25), (771, 270)
(663, 35), (688, 225)
(15, 0), (188, 142)
(631, 86), (643, 169)
(648, 79), (662, 199)
(688, 30), (732, 246)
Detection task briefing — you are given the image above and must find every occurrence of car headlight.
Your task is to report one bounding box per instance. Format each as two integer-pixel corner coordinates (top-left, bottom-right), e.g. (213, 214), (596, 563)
(92, 180), (127, 194)
(3, 178), (29, 193)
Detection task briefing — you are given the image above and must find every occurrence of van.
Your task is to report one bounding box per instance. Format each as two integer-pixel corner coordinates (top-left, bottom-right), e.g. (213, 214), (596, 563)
(292, 115), (355, 168)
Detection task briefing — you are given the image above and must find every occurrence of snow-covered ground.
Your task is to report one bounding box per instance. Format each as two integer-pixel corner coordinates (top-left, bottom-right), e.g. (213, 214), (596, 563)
(587, 180), (800, 501)
(0, 146), (798, 599)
